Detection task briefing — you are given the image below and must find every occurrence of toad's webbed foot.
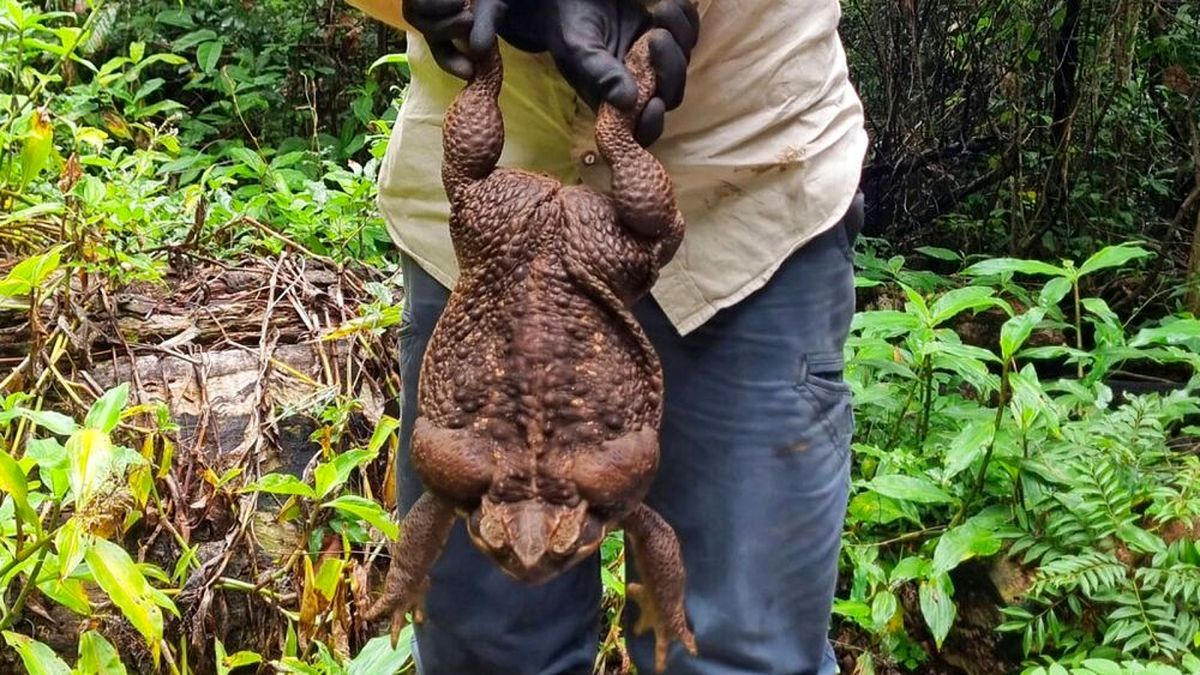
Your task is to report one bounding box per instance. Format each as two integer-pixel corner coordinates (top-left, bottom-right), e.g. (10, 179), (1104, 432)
(623, 504), (697, 672)
(362, 491), (456, 645)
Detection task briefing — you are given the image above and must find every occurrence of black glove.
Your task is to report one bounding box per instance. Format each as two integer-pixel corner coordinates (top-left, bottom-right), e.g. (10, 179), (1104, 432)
(402, 0), (537, 80)
(537, 0), (699, 145)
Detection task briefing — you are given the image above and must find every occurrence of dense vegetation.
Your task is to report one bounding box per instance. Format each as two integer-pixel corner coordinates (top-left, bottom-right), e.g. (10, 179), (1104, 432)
(1, 1), (1198, 674)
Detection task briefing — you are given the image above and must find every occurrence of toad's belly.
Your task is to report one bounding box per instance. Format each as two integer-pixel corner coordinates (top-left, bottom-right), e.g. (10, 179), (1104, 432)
(417, 262), (660, 455)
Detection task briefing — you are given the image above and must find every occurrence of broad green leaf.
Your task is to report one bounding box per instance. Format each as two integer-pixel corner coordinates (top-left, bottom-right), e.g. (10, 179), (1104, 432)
(368, 416), (400, 454)
(368, 53), (410, 74)
(313, 558), (345, 601)
(315, 448), (375, 499)
(15, 407), (78, 435)
(1116, 524), (1164, 555)
(1130, 319), (1200, 348)
(932, 522), (1002, 576)
(847, 492), (919, 526)
(1080, 660), (1123, 675)
(196, 40), (224, 73)
(851, 310), (921, 337)
(1077, 244), (1152, 277)
(942, 420), (994, 480)
(215, 638), (262, 675)
(963, 258), (1064, 278)
(1038, 276), (1073, 308)
(323, 495), (399, 540)
(929, 286), (1006, 326)
(1001, 308), (1045, 360)
(78, 630), (128, 674)
(37, 569), (90, 615)
(918, 574), (957, 649)
(242, 473), (315, 499)
(227, 146), (267, 175)
(84, 538), (168, 662)
(1, 632), (71, 675)
(85, 384), (128, 433)
(67, 428), (115, 507)
(870, 591), (899, 630)
(915, 246), (962, 262)
(347, 630), (415, 675)
(55, 516), (89, 579)
(0, 449), (37, 525)
(18, 107), (54, 190)
(128, 41), (145, 63)
(889, 556), (931, 584)
(0, 246), (64, 298)
(865, 474), (956, 505)
(154, 8), (195, 28)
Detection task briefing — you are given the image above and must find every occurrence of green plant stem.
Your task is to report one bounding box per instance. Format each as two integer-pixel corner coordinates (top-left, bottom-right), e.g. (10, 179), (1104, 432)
(1073, 279), (1084, 379)
(0, 542), (50, 631)
(0, 532), (53, 582)
(952, 360), (1010, 527)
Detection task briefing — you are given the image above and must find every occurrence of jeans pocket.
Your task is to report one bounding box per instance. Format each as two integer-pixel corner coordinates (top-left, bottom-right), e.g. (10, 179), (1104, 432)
(795, 353), (855, 457)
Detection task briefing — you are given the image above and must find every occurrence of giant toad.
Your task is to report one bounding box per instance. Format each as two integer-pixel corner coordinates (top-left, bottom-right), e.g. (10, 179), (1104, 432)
(364, 27), (695, 671)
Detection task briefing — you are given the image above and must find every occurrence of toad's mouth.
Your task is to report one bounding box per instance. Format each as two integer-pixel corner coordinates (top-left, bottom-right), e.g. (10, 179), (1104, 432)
(465, 496), (608, 584)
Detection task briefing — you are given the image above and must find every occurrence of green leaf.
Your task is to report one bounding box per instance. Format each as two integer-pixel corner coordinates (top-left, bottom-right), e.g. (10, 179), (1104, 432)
(84, 539), (169, 662)
(963, 258), (1064, 278)
(932, 522), (1002, 576)
(865, 474), (956, 505)
(1130, 319), (1200, 348)
(0, 246), (64, 298)
(154, 8), (195, 28)
(367, 53), (410, 74)
(919, 574), (957, 649)
(1001, 308), (1045, 360)
(0, 449), (37, 525)
(890, 556), (931, 584)
(347, 630), (415, 675)
(942, 420), (995, 480)
(1038, 276), (1073, 308)
(242, 473), (315, 499)
(18, 108), (54, 190)
(226, 146), (267, 175)
(196, 40), (224, 73)
(368, 416), (400, 455)
(915, 246), (962, 262)
(67, 428), (115, 507)
(929, 286), (1006, 326)
(85, 384), (128, 433)
(1077, 244), (1152, 277)
(871, 591), (899, 630)
(315, 448), (375, 499)
(847, 492), (919, 526)
(215, 638), (262, 675)
(2, 632), (71, 675)
(852, 310), (922, 337)
(323, 495), (399, 540)
(15, 408), (78, 435)
(78, 630), (128, 675)
(1115, 524), (1164, 555)
(1080, 660), (1124, 675)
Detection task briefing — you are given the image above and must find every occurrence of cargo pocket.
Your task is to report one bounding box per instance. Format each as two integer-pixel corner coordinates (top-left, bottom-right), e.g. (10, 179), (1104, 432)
(795, 352), (855, 458)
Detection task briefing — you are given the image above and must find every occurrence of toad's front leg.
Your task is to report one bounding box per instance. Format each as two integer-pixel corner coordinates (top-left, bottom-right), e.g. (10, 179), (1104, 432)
(362, 491), (456, 644)
(623, 503), (697, 672)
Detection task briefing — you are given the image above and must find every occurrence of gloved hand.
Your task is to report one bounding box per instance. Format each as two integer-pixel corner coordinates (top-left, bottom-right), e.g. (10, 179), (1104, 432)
(538, 0), (699, 145)
(402, 0), (538, 80)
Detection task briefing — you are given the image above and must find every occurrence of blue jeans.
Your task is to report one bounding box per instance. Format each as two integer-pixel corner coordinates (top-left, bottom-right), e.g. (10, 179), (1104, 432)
(395, 214), (857, 675)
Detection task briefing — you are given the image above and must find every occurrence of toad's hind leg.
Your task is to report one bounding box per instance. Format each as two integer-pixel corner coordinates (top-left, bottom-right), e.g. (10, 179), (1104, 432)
(623, 504), (697, 672)
(362, 491), (456, 644)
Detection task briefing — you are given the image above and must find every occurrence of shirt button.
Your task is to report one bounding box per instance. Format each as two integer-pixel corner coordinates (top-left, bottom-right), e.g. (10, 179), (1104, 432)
(581, 151), (598, 167)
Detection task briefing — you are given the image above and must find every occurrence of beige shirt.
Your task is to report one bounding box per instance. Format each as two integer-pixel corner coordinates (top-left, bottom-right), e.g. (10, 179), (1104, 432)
(377, 0), (869, 335)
